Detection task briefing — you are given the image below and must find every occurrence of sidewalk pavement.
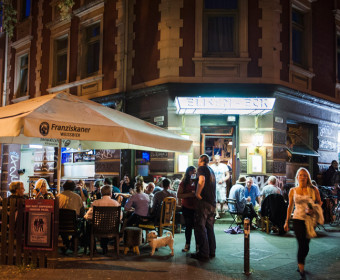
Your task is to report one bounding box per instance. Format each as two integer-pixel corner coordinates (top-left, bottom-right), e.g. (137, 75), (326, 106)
(1, 223), (340, 280)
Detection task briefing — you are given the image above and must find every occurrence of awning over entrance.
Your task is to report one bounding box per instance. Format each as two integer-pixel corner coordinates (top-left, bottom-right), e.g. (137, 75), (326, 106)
(286, 144), (319, 157)
(175, 97), (275, 115)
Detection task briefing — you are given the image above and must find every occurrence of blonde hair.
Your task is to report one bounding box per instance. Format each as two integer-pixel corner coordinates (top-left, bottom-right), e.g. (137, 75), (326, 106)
(135, 182), (144, 193)
(295, 167), (315, 200)
(35, 178), (49, 191)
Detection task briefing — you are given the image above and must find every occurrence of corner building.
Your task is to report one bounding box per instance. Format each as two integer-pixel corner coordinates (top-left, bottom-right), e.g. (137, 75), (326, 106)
(0, 0), (339, 192)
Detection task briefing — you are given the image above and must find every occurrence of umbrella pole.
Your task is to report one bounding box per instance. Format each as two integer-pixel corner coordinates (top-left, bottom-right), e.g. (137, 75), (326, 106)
(57, 139), (62, 194)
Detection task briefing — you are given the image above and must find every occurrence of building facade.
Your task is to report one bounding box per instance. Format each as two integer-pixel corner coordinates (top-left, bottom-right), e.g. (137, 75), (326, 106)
(0, 0), (340, 193)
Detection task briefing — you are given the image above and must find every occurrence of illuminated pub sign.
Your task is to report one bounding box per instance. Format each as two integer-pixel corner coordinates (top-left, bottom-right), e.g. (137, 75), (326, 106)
(175, 97), (275, 115)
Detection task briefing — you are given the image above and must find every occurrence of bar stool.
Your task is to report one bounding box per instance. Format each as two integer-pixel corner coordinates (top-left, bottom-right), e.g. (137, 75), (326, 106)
(124, 227), (142, 255)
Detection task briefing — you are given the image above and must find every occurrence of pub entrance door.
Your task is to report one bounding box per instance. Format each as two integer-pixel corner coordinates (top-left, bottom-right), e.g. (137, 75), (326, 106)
(201, 126), (235, 197)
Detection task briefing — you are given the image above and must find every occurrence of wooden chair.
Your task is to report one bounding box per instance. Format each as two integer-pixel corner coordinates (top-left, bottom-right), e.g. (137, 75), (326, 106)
(139, 197), (177, 237)
(59, 209), (79, 256)
(226, 198), (242, 228)
(90, 206), (121, 259)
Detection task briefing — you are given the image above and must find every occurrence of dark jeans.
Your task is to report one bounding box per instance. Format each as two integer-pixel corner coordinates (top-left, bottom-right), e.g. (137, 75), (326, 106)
(293, 219), (310, 265)
(194, 200), (216, 258)
(182, 206), (195, 246)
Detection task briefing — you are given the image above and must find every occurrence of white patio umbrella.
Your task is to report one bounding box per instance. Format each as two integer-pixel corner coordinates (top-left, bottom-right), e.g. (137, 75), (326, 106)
(0, 92), (192, 192)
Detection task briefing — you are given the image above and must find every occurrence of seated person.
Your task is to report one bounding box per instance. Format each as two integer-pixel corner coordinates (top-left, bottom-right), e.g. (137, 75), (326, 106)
(57, 180), (85, 253)
(153, 177), (165, 194)
(84, 185), (122, 254)
(106, 177), (121, 202)
(144, 182), (155, 209)
(261, 176), (282, 201)
(124, 182), (150, 226)
(150, 178), (176, 222)
(58, 180), (85, 217)
(91, 180), (103, 200)
(120, 175), (133, 192)
(245, 177), (261, 206)
(229, 176), (258, 229)
(34, 178), (54, 199)
(85, 185), (122, 220)
(74, 179), (88, 202)
(135, 175), (148, 192)
(8, 181), (26, 201)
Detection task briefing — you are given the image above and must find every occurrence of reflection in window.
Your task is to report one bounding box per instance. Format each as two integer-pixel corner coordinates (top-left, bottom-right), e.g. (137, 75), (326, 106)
(203, 0), (238, 57)
(20, 0), (31, 21)
(18, 54), (28, 97)
(54, 37), (68, 85)
(84, 23), (100, 77)
(292, 9), (305, 66)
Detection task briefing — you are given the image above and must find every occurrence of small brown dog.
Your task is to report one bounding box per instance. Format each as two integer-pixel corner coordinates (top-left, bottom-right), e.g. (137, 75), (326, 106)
(147, 231), (174, 256)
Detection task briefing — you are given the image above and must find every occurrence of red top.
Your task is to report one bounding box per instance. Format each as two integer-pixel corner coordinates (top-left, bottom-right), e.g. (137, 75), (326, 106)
(180, 180), (197, 210)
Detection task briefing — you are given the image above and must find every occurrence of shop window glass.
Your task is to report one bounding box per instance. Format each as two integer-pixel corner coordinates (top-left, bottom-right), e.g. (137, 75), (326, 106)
(54, 36), (68, 85)
(17, 54), (28, 97)
(203, 0), (238, 57)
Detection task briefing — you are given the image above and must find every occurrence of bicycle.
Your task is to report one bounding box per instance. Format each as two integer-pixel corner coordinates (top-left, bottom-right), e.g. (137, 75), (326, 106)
(329, 198), (340, 226)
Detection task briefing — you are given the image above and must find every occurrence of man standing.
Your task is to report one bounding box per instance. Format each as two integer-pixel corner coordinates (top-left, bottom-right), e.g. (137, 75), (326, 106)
(191, 154), (216, 261)
(324, 160), (339, 186)
(210, 154), (230, 218)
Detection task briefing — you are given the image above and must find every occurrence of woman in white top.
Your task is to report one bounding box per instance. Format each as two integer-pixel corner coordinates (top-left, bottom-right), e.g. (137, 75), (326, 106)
(284, 167), (322, 280)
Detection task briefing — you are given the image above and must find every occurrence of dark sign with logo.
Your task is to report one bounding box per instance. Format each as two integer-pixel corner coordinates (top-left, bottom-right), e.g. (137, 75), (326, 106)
(7, 144), (21, 186)
(39, 122), (50, 136)
(25, 199), (54, 250)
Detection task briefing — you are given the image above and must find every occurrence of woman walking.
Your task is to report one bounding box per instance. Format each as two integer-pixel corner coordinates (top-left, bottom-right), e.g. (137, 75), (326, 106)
(177, 166), (197, 252)
(284, 167), (323, 279)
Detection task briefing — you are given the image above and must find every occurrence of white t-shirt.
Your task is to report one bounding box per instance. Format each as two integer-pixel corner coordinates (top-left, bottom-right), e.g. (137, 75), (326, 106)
(210, 163), (229, 188)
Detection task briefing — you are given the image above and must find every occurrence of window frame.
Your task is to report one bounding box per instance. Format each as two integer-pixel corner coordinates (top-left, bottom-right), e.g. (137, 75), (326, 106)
(202, 3), (239, 57)
(337, 34), (340, 83)
(289, 0), (314, 90)
(81, 22), (101, 78)
(53, 35), (69, 86)
(14, 51), (29, 99)
(18, 0), (31, 22)
(290, 1), (312, 70)
(193, 0), (249, 78)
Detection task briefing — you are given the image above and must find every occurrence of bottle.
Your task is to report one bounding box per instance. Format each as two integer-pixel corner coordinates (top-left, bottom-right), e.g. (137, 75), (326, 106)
(87, 197), (91, 208)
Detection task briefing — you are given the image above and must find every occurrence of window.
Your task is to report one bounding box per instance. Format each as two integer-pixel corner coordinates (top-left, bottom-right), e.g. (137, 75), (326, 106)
(337, 35), (340, 82)
(203, 0), (238, 57)
(0, 3), (3, 33)
(82, 23), (100, 78)
(292, 8), (306, 67)
(17, 54), (29, 97)
(20, 0), (31, 21)
(53, 36), (68, 86)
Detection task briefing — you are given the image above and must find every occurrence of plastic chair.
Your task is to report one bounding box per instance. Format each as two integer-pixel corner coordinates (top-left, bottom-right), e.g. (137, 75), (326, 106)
(90, 206), (121, 259)
(226, 198), (242, 229)
(59, 209), (79, 256)
(139, 197), (177, 237)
